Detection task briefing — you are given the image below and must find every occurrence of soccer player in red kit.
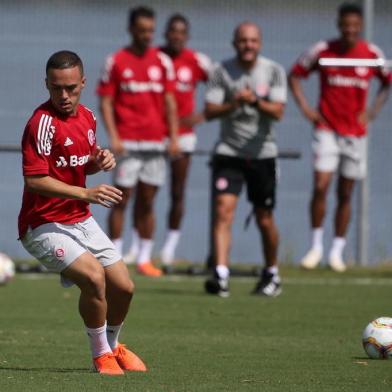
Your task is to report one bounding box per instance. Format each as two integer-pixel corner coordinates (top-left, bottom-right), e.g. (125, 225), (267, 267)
(289, 2), (391, 272)
(19, 51), (147, 375)
(97, 6), (179, 277)
(156, 14), (212, 271)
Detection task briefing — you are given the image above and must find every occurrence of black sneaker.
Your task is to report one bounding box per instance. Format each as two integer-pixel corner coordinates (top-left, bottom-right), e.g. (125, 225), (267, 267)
(204, 273), (230, 298)
(252, 269), (282, 297)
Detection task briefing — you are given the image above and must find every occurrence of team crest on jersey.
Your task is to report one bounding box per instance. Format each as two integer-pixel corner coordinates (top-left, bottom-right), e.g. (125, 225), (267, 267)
(148, 66), (162, 81)
(177, 66), (192, 82)
(88, 129), (95, 146)
(216, 177), (228, 191)
(355, 67), (369, 77)
(122, 68), (133, 78)
(256, 84), (269, 98)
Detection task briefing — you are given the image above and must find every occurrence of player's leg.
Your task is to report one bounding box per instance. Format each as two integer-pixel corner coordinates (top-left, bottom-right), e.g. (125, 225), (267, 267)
(108, 155), (139, 257)
(123, 187), (140, 265)
(205, 156), (243, 297)
(133, 153), (166, 276)
(104, 261), (147, 372)
(301, 131), (338, 269)
(328, 136), (366, 272)
(243, 158), (281, 297)
(161, 153), (192, 271)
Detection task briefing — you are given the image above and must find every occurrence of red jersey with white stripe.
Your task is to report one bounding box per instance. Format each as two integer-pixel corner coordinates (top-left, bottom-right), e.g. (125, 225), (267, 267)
(96, 47), (175, 147)
(18, 101), (97, 238)
(291, 39), (391, 137)
(161, 48), (211, 135)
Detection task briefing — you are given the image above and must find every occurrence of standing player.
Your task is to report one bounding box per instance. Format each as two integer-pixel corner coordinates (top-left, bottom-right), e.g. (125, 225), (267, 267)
(204, 22), (287, 297)
(157, 14), (211, 271)
(19, 51), (146, 375)
(289, 2), (391, 272)
(97, 6), (179, 277)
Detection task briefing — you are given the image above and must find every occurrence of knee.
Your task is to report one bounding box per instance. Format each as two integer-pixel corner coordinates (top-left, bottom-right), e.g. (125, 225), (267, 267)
(82, 267), (106, 300)
(313, 182), (328, 200)
(256, 214), (274, 231)
(137, 198), (154, 215)
(215, 203), (235, 226)
(114, 191), (130, 210)
(337, 188), (352, 204)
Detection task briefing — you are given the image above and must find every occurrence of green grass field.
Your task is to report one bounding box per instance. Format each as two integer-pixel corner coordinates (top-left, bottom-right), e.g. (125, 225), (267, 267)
(1, 266), (392, 391)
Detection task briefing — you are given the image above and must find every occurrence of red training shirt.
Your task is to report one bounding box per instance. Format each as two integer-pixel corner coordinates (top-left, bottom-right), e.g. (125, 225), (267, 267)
(18, 101), (97, 238)
(161, 48), (211, 135)
(291, 39), (391, 137)
(96, 47), (176, 147)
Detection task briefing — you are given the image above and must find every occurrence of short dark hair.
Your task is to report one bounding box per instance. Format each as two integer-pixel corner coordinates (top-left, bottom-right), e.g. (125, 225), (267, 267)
(166, 13), (190, 32)
(46, 50), (83, 76)
(128, 6), (155, 28)
(338, 2), (363, 18)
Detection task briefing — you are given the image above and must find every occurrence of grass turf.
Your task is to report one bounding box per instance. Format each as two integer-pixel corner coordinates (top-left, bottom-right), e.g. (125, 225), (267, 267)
(1, 266), (392, 391)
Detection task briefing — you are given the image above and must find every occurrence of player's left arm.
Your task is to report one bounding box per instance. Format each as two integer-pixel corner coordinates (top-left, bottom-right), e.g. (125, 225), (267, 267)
(253, 63), (287, 120)
(85, 146), (116, 175)
(360, 82), (390, 124)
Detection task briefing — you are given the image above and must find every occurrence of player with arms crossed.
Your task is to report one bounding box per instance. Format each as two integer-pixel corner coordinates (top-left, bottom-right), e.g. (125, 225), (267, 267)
(97, 6), (179, 277)
(19, 51), (147, 375)
(157, 14), (212, 271)
(289, 2), (391, 272)
(204, 22), (287, 297)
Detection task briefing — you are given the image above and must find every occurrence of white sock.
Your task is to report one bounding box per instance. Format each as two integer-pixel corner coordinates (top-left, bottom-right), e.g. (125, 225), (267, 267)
(161, 230), (181, 265)
(129, 228), (140, 255)
(330, 237), (346, 259)
(311, 228), (323, 252)
(106, 323), (123, 351)
(112, 238), (123, 256)
(86, 323), (112, 359)
(266, 266), (279, 276)
(137, 239), (154, 265)
(216, 265), (230, 280)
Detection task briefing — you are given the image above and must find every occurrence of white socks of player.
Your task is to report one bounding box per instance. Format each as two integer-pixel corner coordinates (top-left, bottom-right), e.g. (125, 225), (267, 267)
(137, 239), (153, 265)
(123, 229), (140, 265)
(311, 227), (323, 254)
(161, 230), (181, 266)
(106, 323), (123, 351)
(216, 265), (230, 280)
(86, 323), (112, 359)
(328, 237), (347, 272)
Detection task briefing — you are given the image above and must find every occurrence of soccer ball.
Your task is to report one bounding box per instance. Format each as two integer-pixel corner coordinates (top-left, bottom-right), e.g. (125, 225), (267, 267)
(362, 317), (392, 359)
(0, 252), (15, 285)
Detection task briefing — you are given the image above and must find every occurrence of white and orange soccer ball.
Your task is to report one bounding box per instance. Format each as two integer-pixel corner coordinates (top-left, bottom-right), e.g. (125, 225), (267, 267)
(0, 252), (15, 285)
(362, 317), (392, 359)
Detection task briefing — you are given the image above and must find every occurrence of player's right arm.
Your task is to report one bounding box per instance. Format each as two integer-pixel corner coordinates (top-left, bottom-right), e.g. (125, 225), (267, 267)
(97, 54), (125, 155)
(24, 175), (122, 208)
(289, 41), (327, 124)
(204, 64), (240, 120)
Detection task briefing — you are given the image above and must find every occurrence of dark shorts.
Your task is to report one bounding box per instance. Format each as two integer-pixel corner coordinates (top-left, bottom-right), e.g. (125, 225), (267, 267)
(211, 155), (277, 209)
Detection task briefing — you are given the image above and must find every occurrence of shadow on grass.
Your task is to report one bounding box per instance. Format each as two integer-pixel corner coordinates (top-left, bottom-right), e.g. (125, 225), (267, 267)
(0, 366), (91, 373)
(137, 286), (206, 297)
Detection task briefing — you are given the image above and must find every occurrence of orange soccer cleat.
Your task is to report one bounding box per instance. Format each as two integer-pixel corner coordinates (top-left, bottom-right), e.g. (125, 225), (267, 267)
(93, 352), (124, 376)
(137, 262), (163, 277)
(113, 343), (147, 372)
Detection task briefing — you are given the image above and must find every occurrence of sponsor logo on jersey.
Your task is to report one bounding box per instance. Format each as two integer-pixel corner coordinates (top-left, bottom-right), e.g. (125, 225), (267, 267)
(148, 66), (162, 81)
(328, 75), (368, 89)
(87, 129), (95, 146)
(56, 156), (68, 167)
(120, 81), (164, 93)
(56, 154), (90, 168)
(177, 66), (192, 82)
(64, 137), (74, 147)
(122, 68), (133, 78)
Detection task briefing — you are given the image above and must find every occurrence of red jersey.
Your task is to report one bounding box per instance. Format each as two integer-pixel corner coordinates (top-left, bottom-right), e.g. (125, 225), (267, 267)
(96, 47), (175, 148)
(18, 101), (97, 238)
(161, 48), (211, 135)
(291, 39), (391, 137)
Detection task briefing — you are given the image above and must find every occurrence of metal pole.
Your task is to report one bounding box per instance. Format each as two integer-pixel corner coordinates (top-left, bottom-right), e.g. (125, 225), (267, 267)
(357, 0), (374, 266)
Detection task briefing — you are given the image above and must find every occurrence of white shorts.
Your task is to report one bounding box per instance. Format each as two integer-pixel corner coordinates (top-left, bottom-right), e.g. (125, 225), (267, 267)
(21, 217), (121, 287)
(178, 133), (197, 153)
(312, 130), (367, 180)
(114, 151), (166, 188)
